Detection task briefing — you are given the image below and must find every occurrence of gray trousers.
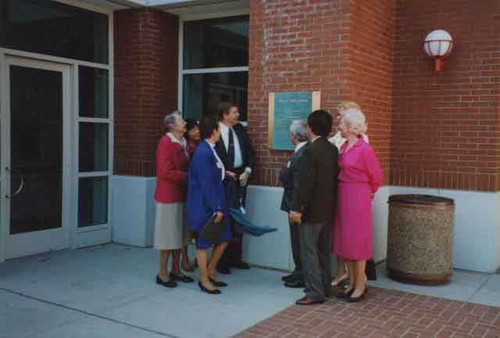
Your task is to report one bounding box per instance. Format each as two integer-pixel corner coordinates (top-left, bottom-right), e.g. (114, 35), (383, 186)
(289, 219), (302, 277)
(299, 222), (332, 301)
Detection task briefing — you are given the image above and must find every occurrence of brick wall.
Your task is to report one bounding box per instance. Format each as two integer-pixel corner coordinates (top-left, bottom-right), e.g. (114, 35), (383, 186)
(112, 1), (499, 191)
(114, 9), (179, 176)
(391, 0), (500, 191)
(343, 0), (395, 179)
(248, 0), (350, 186)
(248, 0), (395, 186)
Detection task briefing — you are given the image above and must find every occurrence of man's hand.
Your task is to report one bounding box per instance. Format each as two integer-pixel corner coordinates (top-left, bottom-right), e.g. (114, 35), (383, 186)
(225, 171), (237, 180)
(239, 171), (250, 187)
(289, 211), (302, 224)
(214, 211), (224, 223)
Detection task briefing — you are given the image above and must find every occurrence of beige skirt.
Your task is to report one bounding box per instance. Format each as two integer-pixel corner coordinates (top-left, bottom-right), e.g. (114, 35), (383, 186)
(154, 202), (188, 250)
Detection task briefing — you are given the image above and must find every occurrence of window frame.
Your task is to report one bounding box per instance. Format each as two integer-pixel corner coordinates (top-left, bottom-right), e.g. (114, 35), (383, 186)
(0, 0), (113, 263)
(178, 11), (250, 119)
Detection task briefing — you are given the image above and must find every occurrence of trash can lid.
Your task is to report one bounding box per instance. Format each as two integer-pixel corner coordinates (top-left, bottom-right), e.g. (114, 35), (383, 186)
(388, 194), (454, 206)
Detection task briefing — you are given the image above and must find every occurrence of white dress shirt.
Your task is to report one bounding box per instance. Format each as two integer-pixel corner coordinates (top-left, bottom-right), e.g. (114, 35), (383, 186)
(287, 141), (307, 168)
(167, 132), (188, 157)
(311, 135), (321, 143)
(329, 131), (369, 150)
(219, 122), (251, 173)
(206, 140), (225, 180)
(295, 141), (307, 153)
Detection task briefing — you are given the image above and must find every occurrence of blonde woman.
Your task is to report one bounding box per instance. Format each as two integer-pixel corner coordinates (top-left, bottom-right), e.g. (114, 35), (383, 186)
(332, 109), (383, 302)
(329, 101), (368, 149)
(329, 101), (371, 288)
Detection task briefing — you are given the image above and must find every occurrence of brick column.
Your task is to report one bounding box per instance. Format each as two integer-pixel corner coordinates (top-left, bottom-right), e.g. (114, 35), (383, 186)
(114, 9), (179, 177)
(248, 0), (394, 186)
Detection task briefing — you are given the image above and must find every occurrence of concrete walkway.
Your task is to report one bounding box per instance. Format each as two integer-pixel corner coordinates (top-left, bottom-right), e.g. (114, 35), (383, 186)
(372, 263), (500, 308)
(0, 244), (499, 338)
(0, 244), (301, 338)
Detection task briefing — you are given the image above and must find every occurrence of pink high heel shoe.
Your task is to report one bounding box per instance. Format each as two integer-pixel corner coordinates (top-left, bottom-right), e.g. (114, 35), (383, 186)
(331, 273), (348, 287)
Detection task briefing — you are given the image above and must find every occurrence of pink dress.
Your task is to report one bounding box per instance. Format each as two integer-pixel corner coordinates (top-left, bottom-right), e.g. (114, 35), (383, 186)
(332, 138), (383, 260)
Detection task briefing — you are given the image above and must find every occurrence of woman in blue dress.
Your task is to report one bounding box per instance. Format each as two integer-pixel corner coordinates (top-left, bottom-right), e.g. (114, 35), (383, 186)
(187, 116), (231, 294)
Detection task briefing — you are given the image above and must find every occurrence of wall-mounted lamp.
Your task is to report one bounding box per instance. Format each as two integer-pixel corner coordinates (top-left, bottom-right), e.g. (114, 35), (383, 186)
(423, 29), (453, 71)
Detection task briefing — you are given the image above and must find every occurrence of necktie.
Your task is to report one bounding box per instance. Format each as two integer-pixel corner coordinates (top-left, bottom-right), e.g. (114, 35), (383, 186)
(228, 128), (235, 168)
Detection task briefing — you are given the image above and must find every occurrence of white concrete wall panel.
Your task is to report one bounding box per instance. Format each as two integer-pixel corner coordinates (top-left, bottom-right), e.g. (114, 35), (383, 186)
(110, 177), (500, 272)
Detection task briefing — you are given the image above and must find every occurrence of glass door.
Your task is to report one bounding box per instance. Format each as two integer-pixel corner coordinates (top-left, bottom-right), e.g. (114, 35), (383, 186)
(3, 57), (70, 259)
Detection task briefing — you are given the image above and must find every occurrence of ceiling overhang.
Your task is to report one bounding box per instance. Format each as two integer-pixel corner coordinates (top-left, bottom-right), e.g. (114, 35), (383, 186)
(88, 0), (248, 16)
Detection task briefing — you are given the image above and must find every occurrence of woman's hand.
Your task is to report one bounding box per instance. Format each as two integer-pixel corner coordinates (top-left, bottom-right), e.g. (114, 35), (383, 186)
(214, 211), (224, 223)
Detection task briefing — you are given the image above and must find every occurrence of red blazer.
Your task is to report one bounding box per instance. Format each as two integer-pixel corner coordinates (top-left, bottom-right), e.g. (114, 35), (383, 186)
(154, 135), (190, 203)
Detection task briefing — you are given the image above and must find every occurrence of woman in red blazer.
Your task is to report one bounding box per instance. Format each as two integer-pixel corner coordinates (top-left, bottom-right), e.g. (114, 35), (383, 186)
(154, 111), (194, 288)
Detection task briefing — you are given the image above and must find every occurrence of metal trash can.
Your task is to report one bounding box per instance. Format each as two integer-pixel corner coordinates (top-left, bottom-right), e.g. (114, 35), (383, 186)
(387, 194), (454, 285)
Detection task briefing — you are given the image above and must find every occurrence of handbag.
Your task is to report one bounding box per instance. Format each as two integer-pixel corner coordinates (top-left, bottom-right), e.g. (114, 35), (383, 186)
(199, 213), (226, 244)
(365, 258), (377, 281)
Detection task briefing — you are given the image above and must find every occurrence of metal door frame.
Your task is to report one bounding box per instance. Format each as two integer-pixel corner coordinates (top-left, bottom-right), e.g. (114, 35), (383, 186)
(1, 56), (72, 260)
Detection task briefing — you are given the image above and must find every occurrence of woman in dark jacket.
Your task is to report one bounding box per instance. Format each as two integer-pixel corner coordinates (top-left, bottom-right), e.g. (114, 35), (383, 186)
(187, 116), (231, 294)
(178, 119), (201, 272)
(185, 118), (200, 158)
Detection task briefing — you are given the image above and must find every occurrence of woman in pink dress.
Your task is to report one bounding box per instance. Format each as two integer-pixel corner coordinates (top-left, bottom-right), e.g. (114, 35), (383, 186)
(333, 108), (383, 302)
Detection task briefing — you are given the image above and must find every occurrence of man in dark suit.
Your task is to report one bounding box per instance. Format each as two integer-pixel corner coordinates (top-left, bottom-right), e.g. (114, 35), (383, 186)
(290, 110), (338, 305)
(279, 119), (308, 288)
(215, 102), (256, 274)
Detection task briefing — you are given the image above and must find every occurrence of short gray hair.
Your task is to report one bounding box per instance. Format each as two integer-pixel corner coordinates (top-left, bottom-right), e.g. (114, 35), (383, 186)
(340, 108), (367, 135)
(164, 110), (182, 131)
(289, 119), (308, 142)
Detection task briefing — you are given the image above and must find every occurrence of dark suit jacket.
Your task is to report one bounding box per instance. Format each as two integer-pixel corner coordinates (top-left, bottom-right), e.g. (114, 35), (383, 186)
(187, 140), (226, 232)
(279, 145), (307, 212)
(292, 137), (339, 224)
(215, 123), (256, 172)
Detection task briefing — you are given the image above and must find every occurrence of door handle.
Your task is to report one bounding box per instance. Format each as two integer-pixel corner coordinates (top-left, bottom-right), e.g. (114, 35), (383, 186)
(5, 166), (24, 198)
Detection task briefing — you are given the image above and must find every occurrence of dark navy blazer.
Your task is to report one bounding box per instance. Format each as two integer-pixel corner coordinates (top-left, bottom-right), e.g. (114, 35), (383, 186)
(187, 140), (227, 233)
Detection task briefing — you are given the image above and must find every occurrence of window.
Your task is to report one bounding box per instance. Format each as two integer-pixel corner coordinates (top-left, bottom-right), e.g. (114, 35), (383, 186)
(0, 0), (108, 63)
(77, 66), (110, 227)
(182, 15), (248, 120)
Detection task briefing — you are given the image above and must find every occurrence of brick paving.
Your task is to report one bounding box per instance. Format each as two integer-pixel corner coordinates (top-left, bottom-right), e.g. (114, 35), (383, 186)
(237, 287), (500, 338)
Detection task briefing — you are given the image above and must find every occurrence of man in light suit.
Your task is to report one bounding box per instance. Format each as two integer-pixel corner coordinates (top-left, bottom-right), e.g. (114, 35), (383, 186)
(215, 102), (256, 274)
(279, 120), (308, 288)
(290, 110), (339, 305)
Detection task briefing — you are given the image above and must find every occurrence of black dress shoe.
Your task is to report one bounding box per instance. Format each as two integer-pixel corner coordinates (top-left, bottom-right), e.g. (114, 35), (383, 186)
(156, 275), (177, 288)
(198, 282), (221, 294)
(295, 296), (325, 306)
(284, 280), (305, 288)
(209, 277), (227, 287)
(169, 272), (194, 283)
(281, 273), (295, 282)
(232, 261), (250, 269)
(325, 286), (334, 298)
(217, 266), (231, 275)
(348, 288), (367, 303)
(335, 288), (354, 299)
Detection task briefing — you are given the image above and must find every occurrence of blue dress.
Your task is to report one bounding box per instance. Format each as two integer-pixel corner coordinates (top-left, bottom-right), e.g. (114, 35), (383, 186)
(187, 140), (231, 249)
